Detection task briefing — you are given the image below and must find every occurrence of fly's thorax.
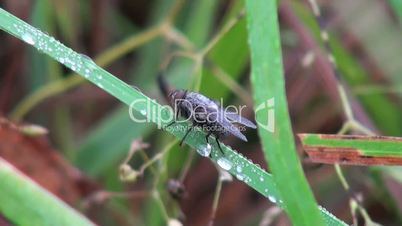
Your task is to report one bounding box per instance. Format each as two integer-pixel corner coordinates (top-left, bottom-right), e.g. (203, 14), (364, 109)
(168, 90), (187, 106)
(169, 90), (190, 117)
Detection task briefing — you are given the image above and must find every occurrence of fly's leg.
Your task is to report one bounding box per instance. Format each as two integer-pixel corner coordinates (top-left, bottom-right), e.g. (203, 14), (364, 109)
(205, 131), (212, 143)
(215, 136), (224, 155)
(180, 125), (194, 146)
(164, 121), (176, 130)
(163, 108), (179, 130)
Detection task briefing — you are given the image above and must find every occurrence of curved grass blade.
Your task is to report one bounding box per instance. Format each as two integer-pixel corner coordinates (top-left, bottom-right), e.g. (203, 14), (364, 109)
(0, 158), (94, 226)
(245, 0), (325, 225)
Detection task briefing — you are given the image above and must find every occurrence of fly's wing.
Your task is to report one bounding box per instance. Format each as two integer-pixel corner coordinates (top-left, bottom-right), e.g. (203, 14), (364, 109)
(217, 110), (248, 142)
(225, 112), (257, 129)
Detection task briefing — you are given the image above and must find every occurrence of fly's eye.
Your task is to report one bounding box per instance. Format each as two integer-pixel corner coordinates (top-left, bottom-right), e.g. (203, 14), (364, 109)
(169, 91), (176, 99)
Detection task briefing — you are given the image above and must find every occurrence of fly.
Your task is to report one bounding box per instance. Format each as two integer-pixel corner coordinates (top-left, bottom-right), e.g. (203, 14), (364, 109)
(157, 74), (256, 155)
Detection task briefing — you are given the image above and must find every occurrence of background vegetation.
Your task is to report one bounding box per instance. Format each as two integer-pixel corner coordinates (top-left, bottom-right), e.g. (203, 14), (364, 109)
(0, 0), (401, 225)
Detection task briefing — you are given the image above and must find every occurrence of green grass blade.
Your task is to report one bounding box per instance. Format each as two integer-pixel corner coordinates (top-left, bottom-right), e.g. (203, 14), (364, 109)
(245, 0), (325, 225)
(0, 158), (94, 226)
(0, 5), (280, 200)
(331, 40), (402, 135)
(201, 1), (249, 99)
(75, 107), (154, 176)
(388, 0), (402, 25)
(0, 8), (347, 226)
(76, 0), (218, 177)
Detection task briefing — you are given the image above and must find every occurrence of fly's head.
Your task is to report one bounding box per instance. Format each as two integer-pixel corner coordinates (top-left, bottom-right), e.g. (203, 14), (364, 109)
(168, 90), (187, 107)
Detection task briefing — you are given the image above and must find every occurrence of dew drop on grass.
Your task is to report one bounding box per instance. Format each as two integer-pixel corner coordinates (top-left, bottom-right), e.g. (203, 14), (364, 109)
(22, 33), (35, 45)
(80, 54), (97, 71)
(140, 109), (147, 116)
(236, 173), (244, 181)
(268, 195), (277, 203)
(260, 176), (264, 182)
(197, 143), (211, 157)
(217, 157), (233, 171)
(236, 165), (242, 173)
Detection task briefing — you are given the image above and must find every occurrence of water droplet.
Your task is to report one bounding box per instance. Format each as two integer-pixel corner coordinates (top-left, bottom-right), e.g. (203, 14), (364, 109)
(140, 109), (147, 116)
(268, 195), (277, 203)
(217, 157), (233, 171)
(80, 54), (97, 70)
(236, 165), (242, 173)
(22, 33), (35, 45)
(167, 218), (182, 226)
(260, 177), (264, 182)
(197, 144), (211, 157)
(236, 174), (244, 181)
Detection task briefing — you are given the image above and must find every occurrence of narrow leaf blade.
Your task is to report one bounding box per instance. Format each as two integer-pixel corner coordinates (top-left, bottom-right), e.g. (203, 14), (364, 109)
(245, 1), (325, 225)
(299, 134), (402, 165)
(0, 158), (94, 226)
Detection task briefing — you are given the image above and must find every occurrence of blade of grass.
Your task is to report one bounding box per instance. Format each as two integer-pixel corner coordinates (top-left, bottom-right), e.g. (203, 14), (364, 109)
(28, 0), (52, 91)
(79, 1), (170, 167)
(30, 0), (75, 154)
(299, 134), (402, 165)
(333, 1), (402, 86)
(0, 157), (94, 226)
(388, 0), (402, 25)
(245, 0), (325, 225)
(76, 0), (218, 177)
(75, 108), (154, 175)
(201, 1), (249, 100)
(290, 1), (402, 136)
(0, 8), (347, 226)
(331, 40), (402, 136)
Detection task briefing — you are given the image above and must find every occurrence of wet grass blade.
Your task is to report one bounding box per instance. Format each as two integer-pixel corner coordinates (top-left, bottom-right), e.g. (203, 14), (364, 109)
(299, 134), (402, 165)
(245, 0), (326, 225)
(0, 8), (347, 226)
(0, 158), (94, 226)
(388, 0), (402, 25)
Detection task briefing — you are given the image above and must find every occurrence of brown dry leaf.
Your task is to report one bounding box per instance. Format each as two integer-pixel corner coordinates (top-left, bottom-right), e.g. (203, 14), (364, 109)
(299, 133), (402, 165)
(0, 117), (97, 205)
